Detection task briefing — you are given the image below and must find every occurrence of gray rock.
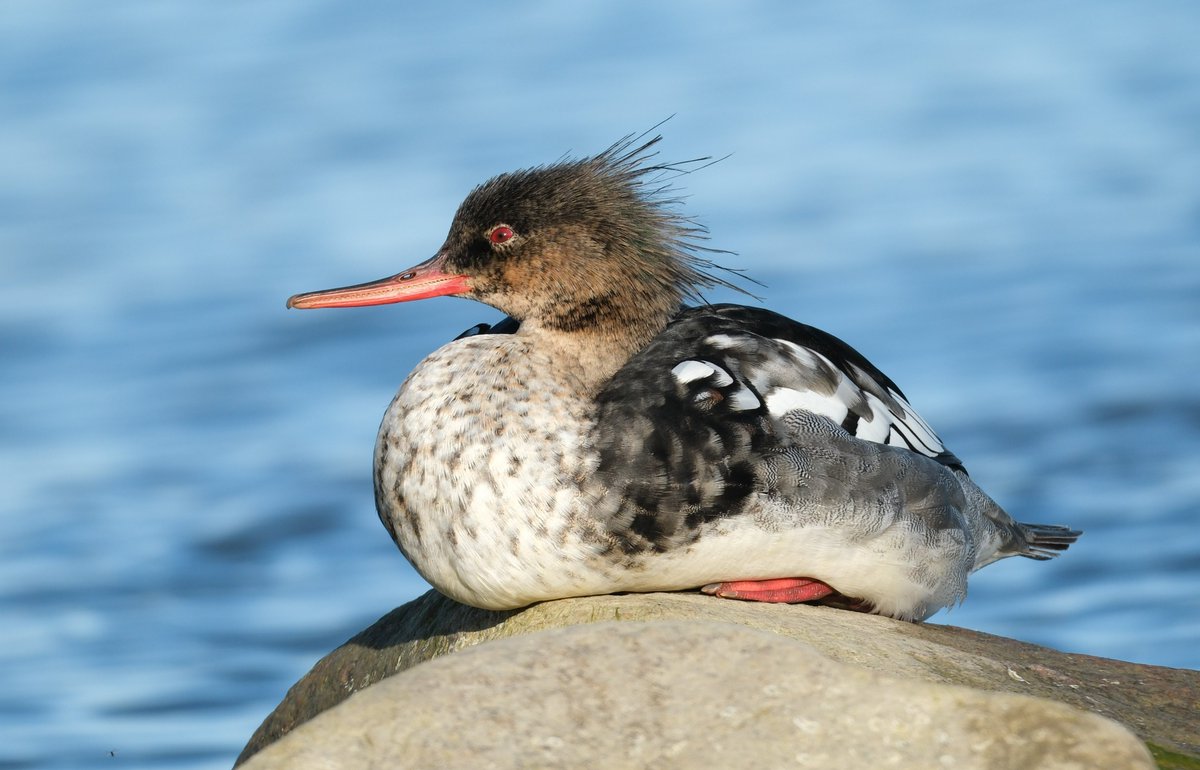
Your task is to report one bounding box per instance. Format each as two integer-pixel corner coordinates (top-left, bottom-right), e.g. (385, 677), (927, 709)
(237, 591), (1200, 768)
(241, 620), (1155, 770)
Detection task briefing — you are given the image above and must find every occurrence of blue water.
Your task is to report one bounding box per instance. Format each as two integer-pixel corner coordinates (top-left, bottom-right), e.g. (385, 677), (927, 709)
(2, 2), (1198, 768)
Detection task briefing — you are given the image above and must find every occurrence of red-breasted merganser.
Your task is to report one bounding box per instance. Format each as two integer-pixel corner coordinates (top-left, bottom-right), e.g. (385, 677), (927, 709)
(287, 135), (1080, 621)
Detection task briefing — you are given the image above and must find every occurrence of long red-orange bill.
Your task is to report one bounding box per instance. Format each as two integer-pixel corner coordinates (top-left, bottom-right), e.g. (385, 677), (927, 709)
(286, 254), (469, 309)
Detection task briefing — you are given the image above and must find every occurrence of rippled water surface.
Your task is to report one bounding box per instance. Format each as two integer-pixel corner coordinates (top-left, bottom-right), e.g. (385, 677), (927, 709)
(2, 2), (1198, 768)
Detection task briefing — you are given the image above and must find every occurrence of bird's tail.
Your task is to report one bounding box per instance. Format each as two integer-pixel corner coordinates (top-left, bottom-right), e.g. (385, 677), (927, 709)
(1017, 523), (1082, 560)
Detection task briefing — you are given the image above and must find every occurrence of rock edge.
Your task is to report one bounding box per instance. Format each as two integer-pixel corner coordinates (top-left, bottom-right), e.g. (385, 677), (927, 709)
(236, 591), (1200, 767)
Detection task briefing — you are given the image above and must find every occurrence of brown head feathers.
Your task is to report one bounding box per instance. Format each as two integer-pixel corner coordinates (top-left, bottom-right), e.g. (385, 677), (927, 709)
(437, 134), (750, 344)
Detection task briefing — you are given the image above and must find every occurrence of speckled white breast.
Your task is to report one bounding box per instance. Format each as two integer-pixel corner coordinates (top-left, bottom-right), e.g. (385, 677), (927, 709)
(374, 334), (622, 609)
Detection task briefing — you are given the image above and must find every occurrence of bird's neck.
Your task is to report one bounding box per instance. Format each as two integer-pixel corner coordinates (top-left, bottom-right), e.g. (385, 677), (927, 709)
(519, 309), (672, 394)
(497, 275), (680, 391)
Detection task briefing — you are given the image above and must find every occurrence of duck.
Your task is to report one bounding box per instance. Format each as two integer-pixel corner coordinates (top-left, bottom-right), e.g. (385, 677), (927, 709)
(287, 134), (1080, 621)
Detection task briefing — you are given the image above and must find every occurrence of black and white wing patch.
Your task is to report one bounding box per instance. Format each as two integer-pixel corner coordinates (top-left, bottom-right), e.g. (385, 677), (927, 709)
(591, 304), (964, 554)
(669, 359), (763, 412)
(690, 333), (962, 469)
(665, 305), (964, 471)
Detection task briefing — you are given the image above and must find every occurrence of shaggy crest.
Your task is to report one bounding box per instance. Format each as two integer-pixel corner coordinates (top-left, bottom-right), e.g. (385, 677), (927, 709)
(443, 132), (751, 310)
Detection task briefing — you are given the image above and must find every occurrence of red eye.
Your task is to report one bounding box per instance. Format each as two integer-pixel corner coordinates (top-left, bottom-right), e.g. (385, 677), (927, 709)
(488, 225), (515, 245)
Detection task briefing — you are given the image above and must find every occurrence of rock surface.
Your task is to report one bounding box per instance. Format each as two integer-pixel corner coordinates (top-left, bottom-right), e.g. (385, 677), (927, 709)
(237, 591), (1200, 768)
(240, 620), (1156, 770)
